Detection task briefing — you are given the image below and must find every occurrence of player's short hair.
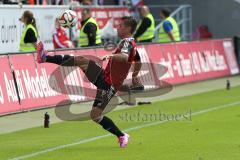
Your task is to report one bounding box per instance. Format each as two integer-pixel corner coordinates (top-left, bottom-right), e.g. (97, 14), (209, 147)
(121, 16), (137, 34)
(161, 9), (171, 17)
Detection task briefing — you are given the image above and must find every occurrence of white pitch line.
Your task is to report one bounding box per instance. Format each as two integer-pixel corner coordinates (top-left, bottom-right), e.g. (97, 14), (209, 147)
(8, 101), (240, 160)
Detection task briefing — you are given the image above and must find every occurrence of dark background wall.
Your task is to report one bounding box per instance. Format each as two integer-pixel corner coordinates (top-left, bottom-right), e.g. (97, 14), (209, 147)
(145, 0), (240, 38)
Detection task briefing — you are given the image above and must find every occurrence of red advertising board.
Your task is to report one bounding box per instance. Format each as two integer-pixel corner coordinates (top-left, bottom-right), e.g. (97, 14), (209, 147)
(134, 45), (159, 90)
(8, 54), (47, 110)
(33, 52), (71, 107)
(0, 55), (21, 115)
(219, 39), (240, 75)
(147, 40), (232, 85)
(0, 39), (239, 116)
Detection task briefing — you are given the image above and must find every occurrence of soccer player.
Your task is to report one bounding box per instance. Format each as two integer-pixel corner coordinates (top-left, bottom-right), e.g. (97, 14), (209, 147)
(36, 16), (141, 148)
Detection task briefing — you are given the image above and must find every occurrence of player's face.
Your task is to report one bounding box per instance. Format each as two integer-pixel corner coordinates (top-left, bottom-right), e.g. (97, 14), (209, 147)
(117, 21), (130, 38)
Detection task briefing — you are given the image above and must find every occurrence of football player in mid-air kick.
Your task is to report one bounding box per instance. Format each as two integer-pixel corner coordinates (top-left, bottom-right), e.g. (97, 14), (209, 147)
(36, 16), (142, 148)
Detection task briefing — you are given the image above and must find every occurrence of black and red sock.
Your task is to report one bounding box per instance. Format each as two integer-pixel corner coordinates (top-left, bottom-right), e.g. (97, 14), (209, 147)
(99, 116), (124, 137)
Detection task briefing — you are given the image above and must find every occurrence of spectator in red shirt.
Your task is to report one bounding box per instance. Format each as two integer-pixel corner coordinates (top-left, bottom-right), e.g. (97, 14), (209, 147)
(52, 18), (74, 49)
(192, 25), (213, 40)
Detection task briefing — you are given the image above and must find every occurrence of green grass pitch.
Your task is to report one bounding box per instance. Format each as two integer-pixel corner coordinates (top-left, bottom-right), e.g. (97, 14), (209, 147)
(1, 86), (240, 160)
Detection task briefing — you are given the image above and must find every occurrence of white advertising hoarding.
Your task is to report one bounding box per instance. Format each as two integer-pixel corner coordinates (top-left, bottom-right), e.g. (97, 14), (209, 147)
(0, 5), (68, 54)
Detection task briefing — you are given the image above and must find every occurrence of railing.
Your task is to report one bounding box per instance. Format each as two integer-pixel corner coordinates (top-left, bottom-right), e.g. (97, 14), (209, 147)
(152, 5), (192, 42)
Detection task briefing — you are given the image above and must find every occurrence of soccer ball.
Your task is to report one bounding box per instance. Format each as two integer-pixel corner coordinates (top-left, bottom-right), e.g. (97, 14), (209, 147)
(58, 10), (78, 28)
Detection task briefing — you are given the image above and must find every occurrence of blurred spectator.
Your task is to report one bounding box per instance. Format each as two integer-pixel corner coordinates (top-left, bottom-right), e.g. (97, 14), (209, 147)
(158, 9), (181, 43)
(52, 18), (74, 49)
(82, 0), (92, 5)
(92, 0), (106, 6)
(19, 10), (38, 52)
(1, 0), (19, 4)
(28, 0), (34, 4)
(78, 8), (102, 47)
(50, 0), (63, 5)
(129, 0), (144, 6)
(119, 0), (143, 6)
(96, 0), (118, 5)
(192, 25), (213, 40)
(134, 6), (155, 43)
(96, 0), (104, 5)
(27, 0), (47, 5)
(69, 0), (92, 5)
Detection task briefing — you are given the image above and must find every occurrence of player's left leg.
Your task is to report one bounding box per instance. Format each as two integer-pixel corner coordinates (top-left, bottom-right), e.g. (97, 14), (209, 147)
(90, 106), (124, 137)
(91, 104), (130, 148)
(91, 76), (130, 148)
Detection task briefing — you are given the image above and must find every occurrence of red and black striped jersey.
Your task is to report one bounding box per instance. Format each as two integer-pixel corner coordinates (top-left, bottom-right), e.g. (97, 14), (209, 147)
(103, 37), (137, 89)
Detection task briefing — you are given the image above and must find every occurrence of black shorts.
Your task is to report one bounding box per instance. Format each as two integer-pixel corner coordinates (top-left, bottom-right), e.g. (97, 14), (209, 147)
(85, 60), (116, 109)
